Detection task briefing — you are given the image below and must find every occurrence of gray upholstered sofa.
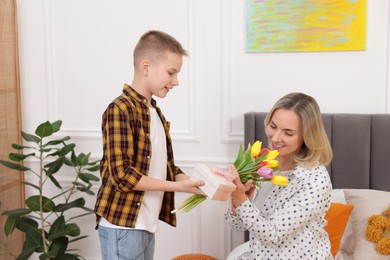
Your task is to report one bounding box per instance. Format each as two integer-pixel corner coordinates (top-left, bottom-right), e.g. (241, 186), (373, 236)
(228, 112), (390, 260)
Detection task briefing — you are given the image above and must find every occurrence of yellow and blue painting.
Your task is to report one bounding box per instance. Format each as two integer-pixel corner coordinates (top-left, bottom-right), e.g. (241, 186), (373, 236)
(246, 0), (366, 52)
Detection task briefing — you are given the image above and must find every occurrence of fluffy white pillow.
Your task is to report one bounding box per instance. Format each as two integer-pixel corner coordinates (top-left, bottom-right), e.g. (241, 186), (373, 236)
(226, 241), (249, 260)
(343, 189), (390, 260)
(331, 189), (347, 203)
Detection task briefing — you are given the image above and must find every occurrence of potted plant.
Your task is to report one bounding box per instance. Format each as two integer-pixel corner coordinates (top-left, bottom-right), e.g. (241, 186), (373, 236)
(0, 120), (100, 260)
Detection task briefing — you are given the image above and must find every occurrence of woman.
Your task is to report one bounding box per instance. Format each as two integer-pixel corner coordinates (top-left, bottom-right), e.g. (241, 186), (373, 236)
(226, 92), (333, 259)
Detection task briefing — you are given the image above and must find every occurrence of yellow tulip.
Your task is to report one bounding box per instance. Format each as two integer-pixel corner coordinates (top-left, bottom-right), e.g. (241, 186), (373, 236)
(271, 175), (288, 186)
(251, 141), (262, 157)
(271, 176), (288, 186)
(263, 159), (278, 168)
(266, 150), (279, 160)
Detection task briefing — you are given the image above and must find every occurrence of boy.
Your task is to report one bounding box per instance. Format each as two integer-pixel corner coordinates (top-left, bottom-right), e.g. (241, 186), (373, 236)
(94, 30), (205, 260)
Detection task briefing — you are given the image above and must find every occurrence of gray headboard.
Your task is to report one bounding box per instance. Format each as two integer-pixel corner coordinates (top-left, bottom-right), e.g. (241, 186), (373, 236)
(244, 112), (390, 192)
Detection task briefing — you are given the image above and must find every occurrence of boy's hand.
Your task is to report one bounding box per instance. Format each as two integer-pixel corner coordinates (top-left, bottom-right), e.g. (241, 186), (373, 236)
(175, 173), (206, 195)
(178, 179), (206, 195)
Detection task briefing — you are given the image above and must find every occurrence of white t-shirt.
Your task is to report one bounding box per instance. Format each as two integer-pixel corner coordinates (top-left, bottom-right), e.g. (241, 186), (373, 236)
(99, 107), (167, 233)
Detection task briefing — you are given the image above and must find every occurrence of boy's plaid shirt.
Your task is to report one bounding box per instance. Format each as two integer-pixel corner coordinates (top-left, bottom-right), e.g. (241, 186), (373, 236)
(94, 84), (183, 228)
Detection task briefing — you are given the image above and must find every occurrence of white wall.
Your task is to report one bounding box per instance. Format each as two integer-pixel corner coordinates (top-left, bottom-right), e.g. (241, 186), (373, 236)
(16, 0), (390, 259)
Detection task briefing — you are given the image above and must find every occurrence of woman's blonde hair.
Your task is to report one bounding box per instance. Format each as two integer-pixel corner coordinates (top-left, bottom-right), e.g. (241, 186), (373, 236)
(264, 92), (333, 168)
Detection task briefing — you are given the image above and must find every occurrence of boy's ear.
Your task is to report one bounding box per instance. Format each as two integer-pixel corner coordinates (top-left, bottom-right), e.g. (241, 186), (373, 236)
(140, 59), (149, 76)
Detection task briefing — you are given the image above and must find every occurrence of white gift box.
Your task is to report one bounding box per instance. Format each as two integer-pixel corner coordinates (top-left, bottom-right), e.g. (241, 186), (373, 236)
(191, 163), (236, 201)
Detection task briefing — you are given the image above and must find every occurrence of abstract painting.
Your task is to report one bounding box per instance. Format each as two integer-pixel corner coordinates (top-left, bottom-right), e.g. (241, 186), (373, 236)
(246, 0), (367, 52)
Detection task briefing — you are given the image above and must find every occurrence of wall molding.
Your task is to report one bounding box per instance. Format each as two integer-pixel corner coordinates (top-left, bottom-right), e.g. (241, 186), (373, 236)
(42, 0), (199, 143)
(58, 128), (200, 143)
(182, 0), (199, 143)
(220, 0), (244, 144)
(387, 1), (390, 113)
(43, 0), (58, 121)
(24, 154), (233, 172)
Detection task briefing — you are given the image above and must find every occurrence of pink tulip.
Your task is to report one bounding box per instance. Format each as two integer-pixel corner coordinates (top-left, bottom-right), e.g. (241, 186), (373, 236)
(258, 167), (273, 179)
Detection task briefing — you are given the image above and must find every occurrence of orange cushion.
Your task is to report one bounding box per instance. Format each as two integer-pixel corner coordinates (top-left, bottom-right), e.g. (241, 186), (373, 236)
(324, 202), (354, 257)
(173, 254), (218, 260)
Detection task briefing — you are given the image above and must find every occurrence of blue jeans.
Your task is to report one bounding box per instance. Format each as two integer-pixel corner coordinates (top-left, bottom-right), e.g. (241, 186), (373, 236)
(98, 226), (155, 260)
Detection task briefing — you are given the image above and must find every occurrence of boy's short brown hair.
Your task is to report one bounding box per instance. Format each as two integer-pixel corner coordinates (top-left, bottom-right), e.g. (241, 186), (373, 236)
(133, 30), (188, 67)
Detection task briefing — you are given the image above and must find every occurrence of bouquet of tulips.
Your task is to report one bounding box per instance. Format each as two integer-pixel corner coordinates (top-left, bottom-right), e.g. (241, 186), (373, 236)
(171, 141), (288, 213)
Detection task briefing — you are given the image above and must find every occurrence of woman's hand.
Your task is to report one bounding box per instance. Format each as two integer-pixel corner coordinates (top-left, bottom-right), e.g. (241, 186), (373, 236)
(229, 164), (256, 208)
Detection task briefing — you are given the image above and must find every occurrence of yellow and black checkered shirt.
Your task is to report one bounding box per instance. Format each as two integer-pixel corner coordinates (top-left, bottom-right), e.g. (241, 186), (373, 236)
(94, 84), (183, 228)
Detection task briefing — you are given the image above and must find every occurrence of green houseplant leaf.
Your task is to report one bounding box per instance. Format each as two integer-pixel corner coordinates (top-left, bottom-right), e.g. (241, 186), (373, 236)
(45, 157), (65, 176)
(2, 208), (32, 217)
(50, 144), (76, 157)
(45, 236), (68, 259)
(9, 152), (35, 161)
(16, 217), (39, 233)
(35, 121), (54, 138)
(78, 173), (100, 183)
(21, 131), (40, 143)
(51, 120), (62, 133)
(0, 160), (30, 171)
(48, 216), (67, 240)
(4, 216), (19, 236)
(53, 198), (85, 212)
(45, 136), (71, 146)
(1, 120), (100, 259)
(65, 223), (80, 237)
(26, 195), (55, 212)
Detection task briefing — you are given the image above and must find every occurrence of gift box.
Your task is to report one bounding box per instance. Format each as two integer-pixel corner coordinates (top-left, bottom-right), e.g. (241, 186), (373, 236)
(190, 163), (236, 201)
